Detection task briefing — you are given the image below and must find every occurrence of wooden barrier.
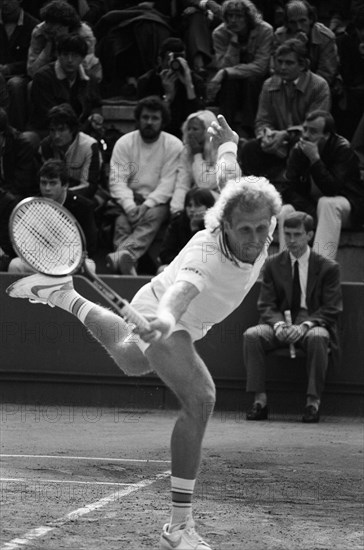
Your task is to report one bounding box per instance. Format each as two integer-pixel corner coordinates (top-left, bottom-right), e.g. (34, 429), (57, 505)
(0, 274), (363, 415)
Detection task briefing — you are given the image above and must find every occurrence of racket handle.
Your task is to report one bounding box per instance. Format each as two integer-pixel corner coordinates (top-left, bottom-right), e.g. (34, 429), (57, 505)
(284, 310), (296, 359)
(120, 301), (151, 332)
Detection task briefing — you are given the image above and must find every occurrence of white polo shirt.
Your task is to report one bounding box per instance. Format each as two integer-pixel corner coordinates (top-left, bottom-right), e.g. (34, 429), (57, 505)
(139, 222), (275, 342)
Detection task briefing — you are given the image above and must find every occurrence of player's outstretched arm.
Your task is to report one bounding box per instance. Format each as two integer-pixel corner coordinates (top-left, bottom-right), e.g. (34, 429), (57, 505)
(207, 114), (239, 148)
(141, 281), (200, 343)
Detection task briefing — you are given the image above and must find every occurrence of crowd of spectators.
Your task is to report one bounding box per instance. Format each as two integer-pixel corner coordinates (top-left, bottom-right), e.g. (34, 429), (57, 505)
(0, 0), (364, 276)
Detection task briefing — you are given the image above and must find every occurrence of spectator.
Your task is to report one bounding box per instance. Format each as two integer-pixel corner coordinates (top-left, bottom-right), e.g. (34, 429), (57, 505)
(0, 187), (18, 269)
(280, 110), (364, 259)
(137, 37), (206, 138)
(40, 103), (101, 198)
(28, 33), (101, 137)
(240, 38), (330, 183)
(27, 0), (101, 81)
(159, 187), (216, 271)
(243, 211), (342, 423)
(0, 107), (38, 198)
(94, 5), (171, 98)
(274, 0), (339, 85)
(106, 96), (183, 275)
(178, 0), (223, 73)
(170, 110), (219, 215)
(8, 158), (98, 273)
(334, 7), (364, 140)
(26, 1), (106, 26)
(209, 0), (273, 135)
(0, 0), (39, 130)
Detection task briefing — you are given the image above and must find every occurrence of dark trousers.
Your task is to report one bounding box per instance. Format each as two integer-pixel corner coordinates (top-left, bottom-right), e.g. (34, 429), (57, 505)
(243, 324), (330, 400)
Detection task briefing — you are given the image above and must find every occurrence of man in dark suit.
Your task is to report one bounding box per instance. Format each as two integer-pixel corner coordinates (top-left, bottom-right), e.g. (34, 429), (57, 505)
(243, 211), (343, 423)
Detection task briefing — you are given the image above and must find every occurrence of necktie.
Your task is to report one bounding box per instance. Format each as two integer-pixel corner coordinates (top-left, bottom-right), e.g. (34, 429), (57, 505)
(291, 260), (301, 320)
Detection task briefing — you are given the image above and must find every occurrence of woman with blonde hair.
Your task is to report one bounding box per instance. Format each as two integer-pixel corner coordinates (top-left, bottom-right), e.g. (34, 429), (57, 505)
(170, 110), (220, 215)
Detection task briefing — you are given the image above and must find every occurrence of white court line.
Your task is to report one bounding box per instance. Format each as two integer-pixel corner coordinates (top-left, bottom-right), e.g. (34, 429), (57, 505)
(0, 478), (136, 487)
(0, 470), (170, 550)
(0, 454), (170, 464)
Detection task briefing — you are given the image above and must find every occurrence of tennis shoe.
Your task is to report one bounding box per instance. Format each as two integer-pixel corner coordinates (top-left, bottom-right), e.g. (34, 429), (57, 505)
(160, 517), (212, 549)
(6, 273), (73, 306)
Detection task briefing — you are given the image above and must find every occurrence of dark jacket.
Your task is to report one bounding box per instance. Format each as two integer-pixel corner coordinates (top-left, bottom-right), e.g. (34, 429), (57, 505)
(258, 249), (343, 368)
(0, 188), (18, 257)
(28, 61), (101, 133)
(0, 126), (38, 197)
(0, 10), (39, 76)
(283, 133), (364, 227)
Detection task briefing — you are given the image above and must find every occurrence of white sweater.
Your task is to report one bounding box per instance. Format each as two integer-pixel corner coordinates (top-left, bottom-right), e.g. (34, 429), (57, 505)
(109, 130), (183, 213)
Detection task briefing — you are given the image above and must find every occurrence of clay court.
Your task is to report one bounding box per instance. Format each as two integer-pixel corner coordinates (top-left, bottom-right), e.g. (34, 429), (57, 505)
(0, 405), (363, 550)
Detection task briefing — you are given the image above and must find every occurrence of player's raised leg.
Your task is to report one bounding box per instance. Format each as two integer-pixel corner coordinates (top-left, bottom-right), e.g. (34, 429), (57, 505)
(6, 273), (151, 375)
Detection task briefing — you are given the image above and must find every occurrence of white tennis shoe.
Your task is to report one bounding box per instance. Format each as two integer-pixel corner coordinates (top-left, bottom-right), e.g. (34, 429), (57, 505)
(6, 273), (73, 306)
(160, 517), (212, 550)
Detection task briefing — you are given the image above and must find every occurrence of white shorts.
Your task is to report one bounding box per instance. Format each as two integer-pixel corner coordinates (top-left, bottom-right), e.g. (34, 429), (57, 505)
(124, 282), (193, 353)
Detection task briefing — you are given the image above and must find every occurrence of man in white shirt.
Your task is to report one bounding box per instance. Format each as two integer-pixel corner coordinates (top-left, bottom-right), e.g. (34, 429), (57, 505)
(7, 115), (282, 550)
(106, 96), (183, 275)
(243, 211), (342, 424)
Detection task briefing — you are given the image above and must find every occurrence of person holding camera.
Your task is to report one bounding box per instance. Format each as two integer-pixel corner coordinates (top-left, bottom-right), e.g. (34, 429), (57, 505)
(137, 37), (206, 138)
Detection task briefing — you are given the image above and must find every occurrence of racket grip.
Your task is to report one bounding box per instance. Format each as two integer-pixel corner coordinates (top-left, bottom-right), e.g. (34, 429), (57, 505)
(284, 310), (296, 359)
(121, 301), (151, 332)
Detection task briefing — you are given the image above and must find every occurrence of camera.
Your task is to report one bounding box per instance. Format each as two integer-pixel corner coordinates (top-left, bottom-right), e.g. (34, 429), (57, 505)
(168, 52), (183, 72)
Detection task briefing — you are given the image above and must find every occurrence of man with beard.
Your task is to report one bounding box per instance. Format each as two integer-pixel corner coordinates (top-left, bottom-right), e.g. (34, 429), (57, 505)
(106, 96), (183, 275)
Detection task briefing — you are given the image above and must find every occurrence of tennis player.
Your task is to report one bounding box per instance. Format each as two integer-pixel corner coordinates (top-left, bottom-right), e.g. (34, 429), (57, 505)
(7, 116), (282, 550)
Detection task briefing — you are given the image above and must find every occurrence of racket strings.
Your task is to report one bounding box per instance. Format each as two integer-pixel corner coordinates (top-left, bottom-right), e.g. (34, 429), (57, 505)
(12, 200), (83, 274)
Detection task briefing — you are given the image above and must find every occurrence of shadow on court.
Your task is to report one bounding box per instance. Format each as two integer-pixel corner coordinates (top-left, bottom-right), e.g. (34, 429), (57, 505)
(0, 406), (363, 549)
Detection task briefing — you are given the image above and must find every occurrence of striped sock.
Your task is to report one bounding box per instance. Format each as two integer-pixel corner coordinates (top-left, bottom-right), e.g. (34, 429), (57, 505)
(50, 290), (95, 324)
(169, 476), (196, 531)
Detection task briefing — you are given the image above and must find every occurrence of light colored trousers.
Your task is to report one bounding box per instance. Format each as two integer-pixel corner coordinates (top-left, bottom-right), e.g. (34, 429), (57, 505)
(113, 204), (169, 261)
(278, 196), (351, 259)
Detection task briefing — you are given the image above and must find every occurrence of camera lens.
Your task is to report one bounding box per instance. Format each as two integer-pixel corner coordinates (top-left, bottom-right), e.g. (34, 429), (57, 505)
(170, 58), (181, 72)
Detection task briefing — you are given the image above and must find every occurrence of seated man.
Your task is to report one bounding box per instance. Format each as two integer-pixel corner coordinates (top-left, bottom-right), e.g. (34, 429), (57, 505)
(106, 96), (183, 275)
(40, 103), (101, 198)
(137, 37), (206, 139)
(27, 0), (101, 81)
(209, 0), (273, 135)
(8, 158), (98, 273)
(243, 211), (343, 423)
(0, 107), (38, 198)
(28, 33), (101, 137)
(0, 0), (39, 130)
(274, 0), (339, 86)
(281, 110), (364, 259)
(240, 38), (330, 183)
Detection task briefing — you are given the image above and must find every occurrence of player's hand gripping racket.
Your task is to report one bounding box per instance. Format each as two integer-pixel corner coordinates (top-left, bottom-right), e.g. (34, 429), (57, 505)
(9, 197), (152, 332)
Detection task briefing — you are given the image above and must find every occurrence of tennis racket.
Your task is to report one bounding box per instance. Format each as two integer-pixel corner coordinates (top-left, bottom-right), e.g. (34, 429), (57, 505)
(9, 196), (152, 331)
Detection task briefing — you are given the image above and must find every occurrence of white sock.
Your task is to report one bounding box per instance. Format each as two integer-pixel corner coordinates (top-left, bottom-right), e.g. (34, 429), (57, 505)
(169, 476), (196, 531)
(49, 289), (95, 324)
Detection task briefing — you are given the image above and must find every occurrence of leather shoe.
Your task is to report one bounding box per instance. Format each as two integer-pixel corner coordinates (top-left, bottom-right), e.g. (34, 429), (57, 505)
(302, 405), (320, 423)
(246, 403), (268, 421)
